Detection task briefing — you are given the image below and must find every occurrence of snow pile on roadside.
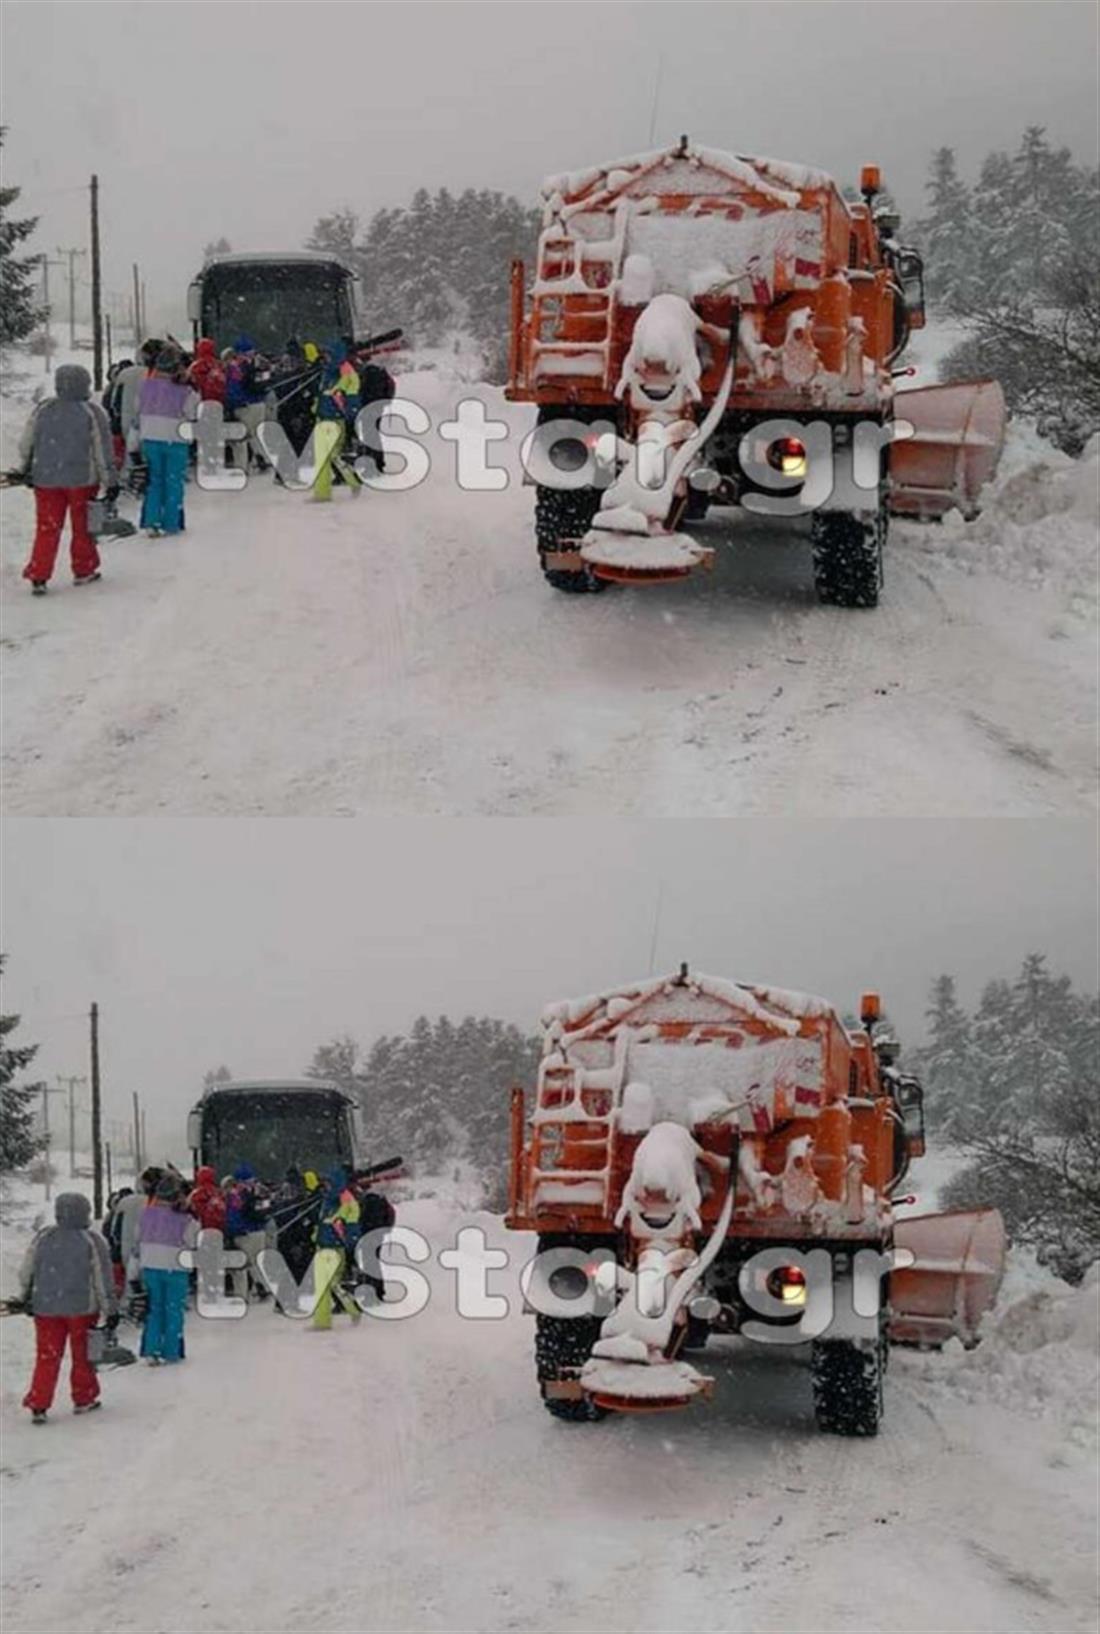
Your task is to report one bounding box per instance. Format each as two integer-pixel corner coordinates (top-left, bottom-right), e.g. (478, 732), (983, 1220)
(912, 1251), (1099, 1444)
(900, 424), (1099, 611)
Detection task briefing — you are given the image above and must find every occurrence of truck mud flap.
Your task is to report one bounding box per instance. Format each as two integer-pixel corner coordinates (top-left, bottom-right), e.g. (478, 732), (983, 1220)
(888, 378), (1006, 521)
(888, 1206), (1007, 1348)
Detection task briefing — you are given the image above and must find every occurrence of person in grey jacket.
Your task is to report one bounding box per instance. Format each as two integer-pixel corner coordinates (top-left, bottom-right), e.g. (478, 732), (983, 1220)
(18, 1192), (119, 1422)
(18, 363), (118, 594)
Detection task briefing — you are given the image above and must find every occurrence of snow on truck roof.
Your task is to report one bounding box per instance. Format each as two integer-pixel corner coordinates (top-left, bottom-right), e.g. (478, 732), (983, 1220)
(197, 252), (357, 273)
(541, 142), (837, 211)
(199, 1078), (352, 1101)
(541, 972), (838, 1043)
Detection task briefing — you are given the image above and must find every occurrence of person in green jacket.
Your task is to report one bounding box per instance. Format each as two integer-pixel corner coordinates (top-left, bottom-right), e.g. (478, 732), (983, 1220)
(311, 1166), (362, 1330)
(311, 340), (362, 502)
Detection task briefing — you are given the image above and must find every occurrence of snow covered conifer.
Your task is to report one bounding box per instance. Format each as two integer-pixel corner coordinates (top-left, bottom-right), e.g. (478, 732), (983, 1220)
(918, 148), (974, 309)
(0, 130), (43, 346)
(921, 974), (979, 1134)
(0, 959), (45, 1174)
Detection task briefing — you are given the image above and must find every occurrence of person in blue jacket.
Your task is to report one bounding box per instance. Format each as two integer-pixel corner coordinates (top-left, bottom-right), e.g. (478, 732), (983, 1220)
(224, 336), (272, 471)
(225, 1162), (269, 1300)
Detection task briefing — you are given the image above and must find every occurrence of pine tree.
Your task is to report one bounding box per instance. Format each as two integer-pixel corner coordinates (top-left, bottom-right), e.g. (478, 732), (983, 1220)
(307, 185), (542, 375)
(0, 959), (45, 1173)
(308, 1014), (540, 1202)
(202, 1064), (233, 1091)
(917, 148), (974, 309)
(939, 129), (1100, 452)
(202, 236), (233, 260)
(307, 210), (360, 271)
(920, 974), (978, 1133)
(940, 952), (1100, 1281)
(0, 129), (43, 345)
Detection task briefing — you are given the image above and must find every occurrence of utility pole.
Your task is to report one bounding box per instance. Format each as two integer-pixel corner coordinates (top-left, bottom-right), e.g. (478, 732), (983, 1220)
(90, 1002), (103, 1217)
(39, 1083), (66, 1201)
(90, 175), (104, 390)
(132, 264), (142, 351)
(106, 312), (113, 371)
(105, 1142), (113, 1195)
(56, 1074), (88, 1177)
(132, 1090), (142, 1177)
(38, 254), (62, 375)
(56, 245), (86, 348)
(141, 279), (148, 339)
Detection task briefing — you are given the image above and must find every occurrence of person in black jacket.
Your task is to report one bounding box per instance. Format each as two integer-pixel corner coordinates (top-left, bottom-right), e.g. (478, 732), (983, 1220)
(354, 1184), (396, 1302)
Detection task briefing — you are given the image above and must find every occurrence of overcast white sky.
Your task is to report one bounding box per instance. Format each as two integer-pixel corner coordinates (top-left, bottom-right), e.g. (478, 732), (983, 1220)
(3, 818), (1097, 1151)
(3, 1), (1097, 329)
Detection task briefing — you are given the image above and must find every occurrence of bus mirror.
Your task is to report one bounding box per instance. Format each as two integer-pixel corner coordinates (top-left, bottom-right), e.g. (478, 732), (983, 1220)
(186, 1111), (202, 1152)
(186, 283), (202, 324)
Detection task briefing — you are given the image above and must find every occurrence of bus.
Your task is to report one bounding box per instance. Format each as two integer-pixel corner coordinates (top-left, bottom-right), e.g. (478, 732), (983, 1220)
(186, 1079), (360, 1183)
(186, 253), (359, 356)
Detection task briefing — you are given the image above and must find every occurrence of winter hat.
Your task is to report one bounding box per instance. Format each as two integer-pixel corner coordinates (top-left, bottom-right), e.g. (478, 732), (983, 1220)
(233, 1161), (256, 1182)
(54, 1192), (92, 1228)
(233, 335), (256, 354)
(155, 1173), (183, 1201)
(154, 349), (181, 374)
(54, 364), (92, 402)
(141, 1165), (164, 1196)
(195, 338), (216, 360)
(303, 343), (319, 364)
(195, 1166), (216, 1186)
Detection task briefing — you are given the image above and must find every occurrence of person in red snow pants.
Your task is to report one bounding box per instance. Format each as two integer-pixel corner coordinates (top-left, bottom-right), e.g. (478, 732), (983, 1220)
(23, 1314), (100, 1412)
(25, 486), (101, 585)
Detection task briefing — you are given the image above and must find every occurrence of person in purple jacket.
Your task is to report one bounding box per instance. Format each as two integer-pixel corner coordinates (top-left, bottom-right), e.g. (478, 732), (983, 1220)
(132, 348), (198, 538)
(130, 1171), (198, 1364)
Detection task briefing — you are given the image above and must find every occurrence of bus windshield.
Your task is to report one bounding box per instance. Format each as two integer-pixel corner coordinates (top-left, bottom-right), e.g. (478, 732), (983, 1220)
(203, 1093), (353, 1181)
(200, 263), (354, 355)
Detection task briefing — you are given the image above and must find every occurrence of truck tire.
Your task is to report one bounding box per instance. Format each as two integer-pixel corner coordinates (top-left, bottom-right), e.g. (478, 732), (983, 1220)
(535, 1312), (608, 1422)
(810, 509), (885, 609)
(811, 1337), (885, 1436)
(535, 484), (608, 594)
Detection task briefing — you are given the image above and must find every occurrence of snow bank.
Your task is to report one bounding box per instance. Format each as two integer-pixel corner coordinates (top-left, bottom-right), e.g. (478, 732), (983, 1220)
(909, 1252), (1099, 1443)
(897, 425), (1099, 612)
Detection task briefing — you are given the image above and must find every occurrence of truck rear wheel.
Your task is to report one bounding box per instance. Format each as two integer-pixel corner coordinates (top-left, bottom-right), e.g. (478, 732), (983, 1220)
(535, 1312), (608, 1422)
(535, 485), (608, 594)
(811, 1337), (885, 1436)
(810, 509), (885, 609)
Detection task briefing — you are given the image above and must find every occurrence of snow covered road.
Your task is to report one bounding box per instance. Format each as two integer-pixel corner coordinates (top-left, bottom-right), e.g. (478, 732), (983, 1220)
(2, 1197), (1096, 1634)
(2, 374), (1095, 818)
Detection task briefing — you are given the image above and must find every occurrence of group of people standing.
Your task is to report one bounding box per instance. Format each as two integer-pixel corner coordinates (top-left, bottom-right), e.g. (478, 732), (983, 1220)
(15, 1160), (395, 1421)
(15, 333), (395, 592)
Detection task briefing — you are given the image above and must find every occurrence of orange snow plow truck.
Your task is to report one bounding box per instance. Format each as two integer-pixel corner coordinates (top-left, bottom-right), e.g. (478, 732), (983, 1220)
(505, 967), (1005, 1435)
(506, 140), (1005, 605)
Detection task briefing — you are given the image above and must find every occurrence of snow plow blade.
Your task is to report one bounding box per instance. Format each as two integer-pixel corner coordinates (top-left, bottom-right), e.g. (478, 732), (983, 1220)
(888, 379), (1006, 521)
(888, 1207), (1007, 1347)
